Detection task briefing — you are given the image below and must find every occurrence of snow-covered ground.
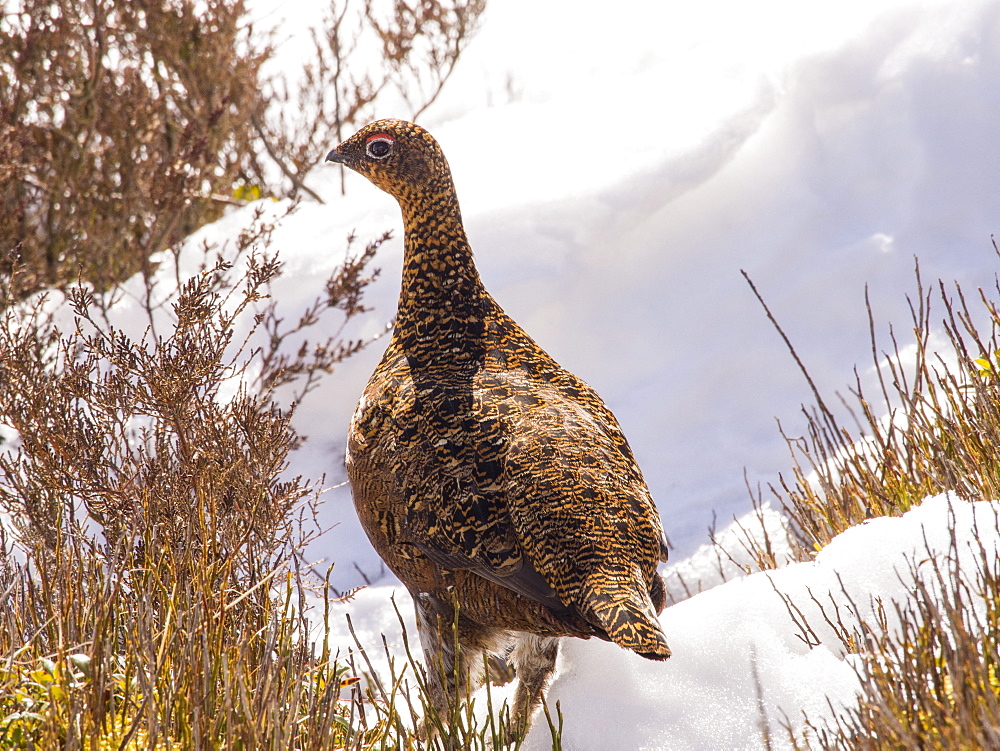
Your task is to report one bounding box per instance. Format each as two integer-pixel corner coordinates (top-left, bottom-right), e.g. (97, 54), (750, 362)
(263, 1), (1000, 744)
(12, 0), (1000, 747)
(250, 0), (1000, 572)
(322, 494), (1000, 749)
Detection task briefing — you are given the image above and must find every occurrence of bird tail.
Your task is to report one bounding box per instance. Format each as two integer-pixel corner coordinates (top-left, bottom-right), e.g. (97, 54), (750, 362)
(580, 570), (671, 661)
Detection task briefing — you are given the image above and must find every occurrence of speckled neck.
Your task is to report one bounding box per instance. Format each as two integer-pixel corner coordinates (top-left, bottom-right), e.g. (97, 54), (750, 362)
(394, 178), (490, 371)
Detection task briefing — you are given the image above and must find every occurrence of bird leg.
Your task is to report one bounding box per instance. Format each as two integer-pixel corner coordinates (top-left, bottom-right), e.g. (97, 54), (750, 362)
(509, 633), (560, 740)
(413, 593), (491, 737)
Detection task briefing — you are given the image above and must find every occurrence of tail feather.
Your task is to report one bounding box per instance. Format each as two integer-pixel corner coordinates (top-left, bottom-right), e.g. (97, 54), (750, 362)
(581, 574), (671, 661)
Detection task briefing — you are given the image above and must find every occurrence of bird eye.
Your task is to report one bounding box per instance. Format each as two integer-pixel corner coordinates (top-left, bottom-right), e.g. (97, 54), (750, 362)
(365, 136), (393, 159)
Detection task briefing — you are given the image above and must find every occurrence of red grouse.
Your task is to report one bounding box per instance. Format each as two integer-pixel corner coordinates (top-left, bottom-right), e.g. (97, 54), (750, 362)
(327, 119), (670, 738)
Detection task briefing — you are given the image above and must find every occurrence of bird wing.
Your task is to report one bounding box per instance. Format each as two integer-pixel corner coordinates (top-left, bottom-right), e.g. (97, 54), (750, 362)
(396, 365), (664, 625)
(393, 376), (570, 611)
(492, 369), (671, 657)
(494, 370), (665, 600)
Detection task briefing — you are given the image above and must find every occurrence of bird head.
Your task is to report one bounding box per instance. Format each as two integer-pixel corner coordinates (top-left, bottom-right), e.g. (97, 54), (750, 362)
(326, 119), (453, 202)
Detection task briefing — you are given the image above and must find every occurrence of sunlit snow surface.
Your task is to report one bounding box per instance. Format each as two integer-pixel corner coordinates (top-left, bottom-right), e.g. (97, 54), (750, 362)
(276, 1), (998, 743)
(243, 0), (1000, 572)
(323, 494), (1000, 749)
(538, 494), (999, 750)
(13, 0), (1000, 746)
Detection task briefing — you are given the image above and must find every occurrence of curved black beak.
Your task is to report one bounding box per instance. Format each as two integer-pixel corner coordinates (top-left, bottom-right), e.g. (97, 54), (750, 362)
(326, 148), (348, 164)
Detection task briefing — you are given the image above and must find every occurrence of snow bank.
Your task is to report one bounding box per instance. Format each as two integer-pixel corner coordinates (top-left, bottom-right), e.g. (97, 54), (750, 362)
(319, 494), (1000, 749)
(10, 0), (992, 584)
(525, 493), (998, 749)
(6, 0), (1000, 745)
(271, 0), (1000, 576)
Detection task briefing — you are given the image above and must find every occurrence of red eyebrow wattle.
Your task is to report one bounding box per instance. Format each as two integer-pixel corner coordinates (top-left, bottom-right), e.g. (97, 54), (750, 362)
(366, 133), (394, 144)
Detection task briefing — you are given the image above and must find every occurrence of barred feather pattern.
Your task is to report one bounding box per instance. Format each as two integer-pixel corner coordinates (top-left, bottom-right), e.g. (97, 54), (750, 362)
(328, 119), (671, 734)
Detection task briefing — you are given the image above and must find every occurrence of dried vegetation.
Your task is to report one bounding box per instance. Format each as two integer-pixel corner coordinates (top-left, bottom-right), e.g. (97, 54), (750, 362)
(734, 250), (1000, 748)
(0, 0), (485, 298)
(0, 1), (522, 747)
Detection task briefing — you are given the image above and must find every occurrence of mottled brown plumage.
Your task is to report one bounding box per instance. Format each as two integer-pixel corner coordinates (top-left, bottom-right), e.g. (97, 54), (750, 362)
(327, 119), (670, 737)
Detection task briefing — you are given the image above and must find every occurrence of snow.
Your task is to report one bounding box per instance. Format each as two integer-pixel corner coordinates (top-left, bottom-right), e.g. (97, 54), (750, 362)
(263, 0), (1000, 577)
(328, 494), (1000, 749)
(9, 0), (1000, 746)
